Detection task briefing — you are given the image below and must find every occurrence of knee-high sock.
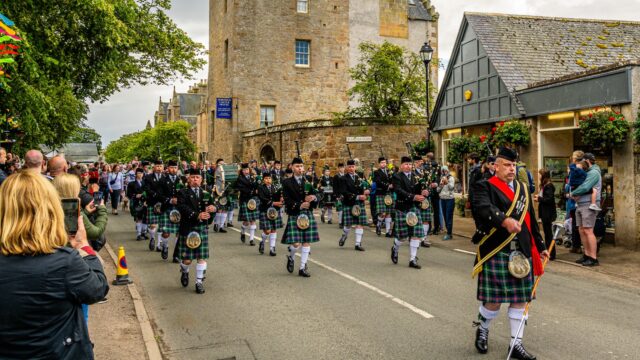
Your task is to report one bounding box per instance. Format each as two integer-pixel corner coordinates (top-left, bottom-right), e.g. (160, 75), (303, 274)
(241, 224), (247, 235)
(261, 231), (268, 243)
(157, 232), (165, 248)
(377, 216), (384, 226)
(214, 213), (221, 226)
(180, 262), (189, 273)
(300, 246), (310, 269)
(409, 239), (420, 261)
(195, 262), (207, 284)
(423, 224), (430, 238)
(337, 211), (343, 222)
(342, 227), (351, 236)
(149, 227), (156, 241)
(141, 224), (148, 234)
(508, 307), (527, 345)
(219, 213), (227, 229)
(289, 245), (299, 259)
(385, 217), (392, 233)
(478, 305), (500, 330)
(327, 208), (332, 219)
(249, 224), (257, 240)
(355, 228), (364, 245)
(135, 223), (142, 235)
(227, 210), (234, 223)
(269, 233), (277, 249)
(393, 238), (402, 251)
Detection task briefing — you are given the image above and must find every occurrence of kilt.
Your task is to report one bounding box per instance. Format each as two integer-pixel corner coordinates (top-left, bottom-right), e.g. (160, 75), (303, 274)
(417, 205), (432, 223)
(146, 204), (162, 225)
(159, 207), (180, 234)
(341, 201), (368, 227)
(129, 200), (146, 222)
(281, 210), (320, 244)
(336, 200), (343, 212)
(375, 194), (395, 215)
(259, 210), (284, 231)
(394, 208), (425, 240)
(229, 197), (238, 210)
(177, 224), (209, 260)
(216, 197), (230, 212)
(238, 201), (259, 222)
(477, 252), (534, 303)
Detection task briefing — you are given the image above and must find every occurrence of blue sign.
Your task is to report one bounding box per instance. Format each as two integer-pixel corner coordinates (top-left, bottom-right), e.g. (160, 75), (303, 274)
(216, 98), (233, 119)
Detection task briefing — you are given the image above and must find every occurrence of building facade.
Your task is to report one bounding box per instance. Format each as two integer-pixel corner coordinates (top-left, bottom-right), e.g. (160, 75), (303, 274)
(205, 0), (438, 166)
(432, 13), (640, 250)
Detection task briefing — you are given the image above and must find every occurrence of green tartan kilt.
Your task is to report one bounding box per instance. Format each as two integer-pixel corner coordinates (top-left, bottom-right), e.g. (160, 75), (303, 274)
(159, 207), (180, 234)
(336, 200), (343, 212)
(394, 208), (425, 240)
(238, 201), (259, 222)
(229, 198), (238, 210)
(259, 210), (284, 231)
(129, 200), (146, 223)
(281, 210), (320, 244)
(417, 205), (432, 223)
(477, 252), (534, 303)
(177, 224), (210, 260)
(215, 198), (230, 211)
(375, 194), (395, 215)
(341, 201), (368, 227)
(146, 205), (162, 225)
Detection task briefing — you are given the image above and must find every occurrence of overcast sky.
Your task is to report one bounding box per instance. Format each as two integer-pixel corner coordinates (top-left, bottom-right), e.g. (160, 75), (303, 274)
(87, 0), (640, 146)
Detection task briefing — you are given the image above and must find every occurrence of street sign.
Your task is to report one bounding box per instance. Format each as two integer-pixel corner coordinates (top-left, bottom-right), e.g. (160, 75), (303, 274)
(216, 98), (232, 119)
(346, 136), (372, 143)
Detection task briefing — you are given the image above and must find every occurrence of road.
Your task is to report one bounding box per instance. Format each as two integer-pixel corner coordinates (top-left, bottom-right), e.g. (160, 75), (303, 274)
(106, 213), (640, 360)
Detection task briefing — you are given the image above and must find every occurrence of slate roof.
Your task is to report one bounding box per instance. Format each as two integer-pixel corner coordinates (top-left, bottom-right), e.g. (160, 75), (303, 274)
(177, 93), (205, 117)
(408, 1), (432, 21)
(466, 12), (640, 92)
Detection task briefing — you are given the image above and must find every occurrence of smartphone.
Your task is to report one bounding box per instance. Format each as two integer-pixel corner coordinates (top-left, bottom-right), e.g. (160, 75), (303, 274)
(61, 198), (80, 235)
(93, 191), (103, 204)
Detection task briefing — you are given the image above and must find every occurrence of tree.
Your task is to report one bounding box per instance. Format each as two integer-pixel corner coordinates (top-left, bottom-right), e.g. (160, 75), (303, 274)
(0, 1), (206, 150)
(343, 41), (436, 122)
(67, 126), (103, 151)
(104, 120), (196, 163)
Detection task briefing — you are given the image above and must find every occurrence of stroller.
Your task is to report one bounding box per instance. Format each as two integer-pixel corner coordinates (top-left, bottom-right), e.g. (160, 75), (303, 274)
(551, 211), (573, 248)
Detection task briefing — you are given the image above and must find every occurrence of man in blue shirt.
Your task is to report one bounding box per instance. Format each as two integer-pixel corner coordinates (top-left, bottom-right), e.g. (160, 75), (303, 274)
(571, 153), (601, 266)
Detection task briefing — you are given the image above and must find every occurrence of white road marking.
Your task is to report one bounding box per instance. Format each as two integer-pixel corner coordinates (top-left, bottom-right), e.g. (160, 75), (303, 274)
(226, 226), (434, 320)
(453, 248), (476, 256)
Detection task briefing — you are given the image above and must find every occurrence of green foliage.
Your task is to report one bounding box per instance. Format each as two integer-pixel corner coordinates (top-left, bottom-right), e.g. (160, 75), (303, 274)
(67, 126), (103, 151)
(0, 1), (205, 149)
(413, 138), (435, 156)
(104, 121), (196, 163)
(446, 135), (489, 165)
(344, 41), (435, 122)
(578, 110), (630, 150)
(492, 120), (530, 148)
(455, 196), (467, 217)
(633, 110), (640, 145)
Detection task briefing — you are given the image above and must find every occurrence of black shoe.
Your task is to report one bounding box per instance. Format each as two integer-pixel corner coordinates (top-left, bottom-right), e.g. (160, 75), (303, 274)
(213, 224), (219, 232)
(286, 256), (295, 273)
(338, 234), (347, 247)
(475, 326), (489, 354)
(409, 259), (422, 269)
(391, 246), (398, 264)
(421, 240), (431, 248)
(161, 244), (168, 260)
(249, 239), (255, 246)
(355, 244), (365, 251)
(227, 222), (234, 228)
(508, 342), (536, 360)
(327, 220), (332, 224)
(180, 271), (189, 287)
(582, 258), (600, 267)
(298, 266), (311, 278)
(269, 248), (277, 256)
(376, 224), (381, 236)
(142, 233), (149, 240)
(240, 233), (246, 243)
(219, 228), (227, 233)
(575, 255), (587, 264)
(259, 240), (265, 254)
(172, 257), (180, 264)
(385, 232), (392, 238)
(338, 222), (343, 229)
(136, 234), (143, 241)
(195, 282), (205, 294)
(148, 237), (155, 251)
(156, 247), (162, 252)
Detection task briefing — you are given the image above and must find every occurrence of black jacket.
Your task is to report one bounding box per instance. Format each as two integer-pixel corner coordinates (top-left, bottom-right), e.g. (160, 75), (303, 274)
(176, 187), (214, 236)
(235, 174), (257, 202)
(157, 174), (181, 212)
(282, 176), (318, 216)
(373, 168), (392, 195)
(335, 173), (363, 207)
(537, 182), (557, 223)
(392, 171), (421, 212)
(470, 179), (546, 258)
(142, 172), (164, 207)
(0, 247), (109, 360)
(257, 183), (281, 212)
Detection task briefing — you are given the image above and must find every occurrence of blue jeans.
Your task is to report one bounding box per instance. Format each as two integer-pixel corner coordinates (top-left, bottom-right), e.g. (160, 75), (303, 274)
(81, 304), (89, 324)
(440, 198), (455, 236)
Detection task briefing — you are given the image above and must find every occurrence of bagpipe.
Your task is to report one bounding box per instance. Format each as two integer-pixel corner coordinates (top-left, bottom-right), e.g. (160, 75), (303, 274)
(185, 188), (216, 250)
(405, 142), (430, 211)
(292, 140), (320, 230)
(345, 144), (369, 217)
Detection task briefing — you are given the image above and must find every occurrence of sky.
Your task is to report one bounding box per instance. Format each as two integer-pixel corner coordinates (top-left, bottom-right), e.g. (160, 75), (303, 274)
(87, 0), (640, 146)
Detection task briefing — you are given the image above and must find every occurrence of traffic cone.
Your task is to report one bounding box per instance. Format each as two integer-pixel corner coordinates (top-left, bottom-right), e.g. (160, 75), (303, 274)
(112, 246), (133, 285)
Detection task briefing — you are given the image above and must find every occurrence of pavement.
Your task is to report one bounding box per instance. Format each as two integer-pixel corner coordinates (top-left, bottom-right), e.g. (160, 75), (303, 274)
(93, 210), (640, 360)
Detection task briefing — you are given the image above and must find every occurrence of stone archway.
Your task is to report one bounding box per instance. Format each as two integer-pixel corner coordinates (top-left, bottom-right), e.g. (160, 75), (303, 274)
(260, 144), (276, 162)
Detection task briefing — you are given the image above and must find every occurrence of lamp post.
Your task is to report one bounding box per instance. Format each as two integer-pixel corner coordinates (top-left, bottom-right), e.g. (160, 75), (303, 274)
(420, 41), (434, 153)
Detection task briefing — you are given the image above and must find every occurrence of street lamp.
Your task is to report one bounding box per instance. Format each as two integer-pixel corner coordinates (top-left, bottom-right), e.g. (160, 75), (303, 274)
(420, 41), (434, 153)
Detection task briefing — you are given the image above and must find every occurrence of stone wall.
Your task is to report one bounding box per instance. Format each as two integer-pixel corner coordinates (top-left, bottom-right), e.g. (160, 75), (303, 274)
(242, 122), (426, 171)
(379, 0), (408, 38)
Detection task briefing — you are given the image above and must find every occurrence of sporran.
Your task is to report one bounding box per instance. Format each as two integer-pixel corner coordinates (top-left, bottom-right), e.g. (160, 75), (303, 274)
(351, 204), (362, 217)
(296, 214), (310, 230)
(247, 198), (257, 211)
(186, 231), (202, 249)
(406, 211), (419, 227)
(508, 250), (531, 279)
(267, 207), (278, 220)
(169, 209), (181, 224)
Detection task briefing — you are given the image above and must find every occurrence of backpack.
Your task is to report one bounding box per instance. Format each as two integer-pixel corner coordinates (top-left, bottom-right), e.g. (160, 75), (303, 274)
(517, 165), (535, 194)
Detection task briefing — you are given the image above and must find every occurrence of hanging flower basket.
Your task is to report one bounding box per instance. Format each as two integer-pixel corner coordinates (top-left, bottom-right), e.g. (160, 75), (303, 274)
(578, 110), (630, 151)
(492, 120), (530, 148)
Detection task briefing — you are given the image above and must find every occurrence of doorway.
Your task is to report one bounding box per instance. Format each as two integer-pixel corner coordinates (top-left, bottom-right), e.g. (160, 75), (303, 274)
(260, 144), (276, 162)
